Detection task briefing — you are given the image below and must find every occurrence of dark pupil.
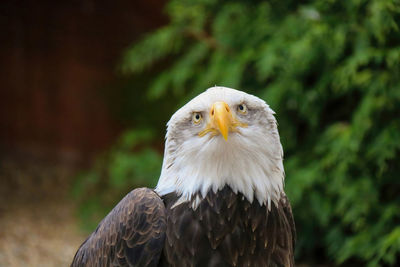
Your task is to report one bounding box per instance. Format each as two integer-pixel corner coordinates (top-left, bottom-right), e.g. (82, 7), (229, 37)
(195, 114), (200, 120)
(239, 105), (244, 110)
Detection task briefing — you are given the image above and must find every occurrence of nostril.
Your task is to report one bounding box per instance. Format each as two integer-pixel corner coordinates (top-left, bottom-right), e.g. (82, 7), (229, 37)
(225, 106), (230, 112)
(211, 108), (214, 116)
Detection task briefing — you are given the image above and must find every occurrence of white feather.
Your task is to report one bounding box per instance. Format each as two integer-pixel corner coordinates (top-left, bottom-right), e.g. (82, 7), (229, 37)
(155, 86), (285, 209)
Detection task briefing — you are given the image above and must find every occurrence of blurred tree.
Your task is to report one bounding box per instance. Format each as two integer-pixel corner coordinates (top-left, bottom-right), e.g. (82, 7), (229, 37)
(73, 128), (162, 230)
(75, 0), (400, 265)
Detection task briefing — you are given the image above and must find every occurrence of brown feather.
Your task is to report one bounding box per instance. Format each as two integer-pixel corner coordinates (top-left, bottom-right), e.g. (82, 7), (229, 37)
(71, 188), (166, 267)
(160, 186), (296, 267)
(71, 186), (295, 267)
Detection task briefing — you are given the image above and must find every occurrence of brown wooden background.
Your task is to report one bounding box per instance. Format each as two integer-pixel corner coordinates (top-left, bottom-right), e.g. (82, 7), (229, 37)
(0, 0), (166, 162)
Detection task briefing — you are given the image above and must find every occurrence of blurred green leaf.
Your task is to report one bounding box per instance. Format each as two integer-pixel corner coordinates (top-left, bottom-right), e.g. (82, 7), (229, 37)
(73, 129), (162, 231)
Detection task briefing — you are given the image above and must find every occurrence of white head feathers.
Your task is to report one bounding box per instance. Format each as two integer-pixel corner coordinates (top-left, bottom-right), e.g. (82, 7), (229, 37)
(155, 86), (285, 209)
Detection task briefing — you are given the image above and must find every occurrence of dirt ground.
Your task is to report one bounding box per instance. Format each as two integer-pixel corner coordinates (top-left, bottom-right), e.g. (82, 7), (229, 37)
(0, 155), (87, 267)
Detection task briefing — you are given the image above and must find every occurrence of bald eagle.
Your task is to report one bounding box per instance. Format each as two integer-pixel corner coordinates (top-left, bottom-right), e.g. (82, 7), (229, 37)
(71, 87), (296, 267)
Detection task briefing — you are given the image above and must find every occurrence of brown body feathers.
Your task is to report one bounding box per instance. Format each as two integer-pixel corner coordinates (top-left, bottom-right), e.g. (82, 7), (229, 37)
(71, 186), (295, 267)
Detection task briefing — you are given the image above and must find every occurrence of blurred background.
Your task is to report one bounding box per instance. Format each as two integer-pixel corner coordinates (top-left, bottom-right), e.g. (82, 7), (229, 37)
(0, 0), (399, 266)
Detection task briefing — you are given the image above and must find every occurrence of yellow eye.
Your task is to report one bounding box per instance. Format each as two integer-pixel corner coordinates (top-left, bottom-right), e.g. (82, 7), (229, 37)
(192, 112), (202, 124)
(237, 103), (247, 114)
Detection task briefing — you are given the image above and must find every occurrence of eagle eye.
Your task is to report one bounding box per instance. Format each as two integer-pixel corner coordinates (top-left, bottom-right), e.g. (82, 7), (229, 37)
(237, 104), (248, 114)
(192, 112), (202, 124)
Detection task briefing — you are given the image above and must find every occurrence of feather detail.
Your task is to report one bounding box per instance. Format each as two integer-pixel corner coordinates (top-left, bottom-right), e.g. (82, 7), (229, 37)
(162, 186), (296, 267)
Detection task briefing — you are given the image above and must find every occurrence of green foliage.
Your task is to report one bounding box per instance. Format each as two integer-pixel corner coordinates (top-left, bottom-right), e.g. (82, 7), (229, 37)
(73, 129), (162, 230)
(76, 0), (400, 265)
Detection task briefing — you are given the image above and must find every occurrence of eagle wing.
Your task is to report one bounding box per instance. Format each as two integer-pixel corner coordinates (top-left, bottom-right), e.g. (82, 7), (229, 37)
(271, 194), (296, 267)
(71, 188), (167, 267)
(282, 195), (296, 250)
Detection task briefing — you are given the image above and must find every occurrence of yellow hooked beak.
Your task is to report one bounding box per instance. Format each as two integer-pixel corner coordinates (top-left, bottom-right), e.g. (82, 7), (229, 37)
(199, 101), (247, 141)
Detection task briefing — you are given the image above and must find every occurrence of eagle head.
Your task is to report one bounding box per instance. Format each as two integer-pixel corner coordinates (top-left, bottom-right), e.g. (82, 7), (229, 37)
(156, 86), (284, 209)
